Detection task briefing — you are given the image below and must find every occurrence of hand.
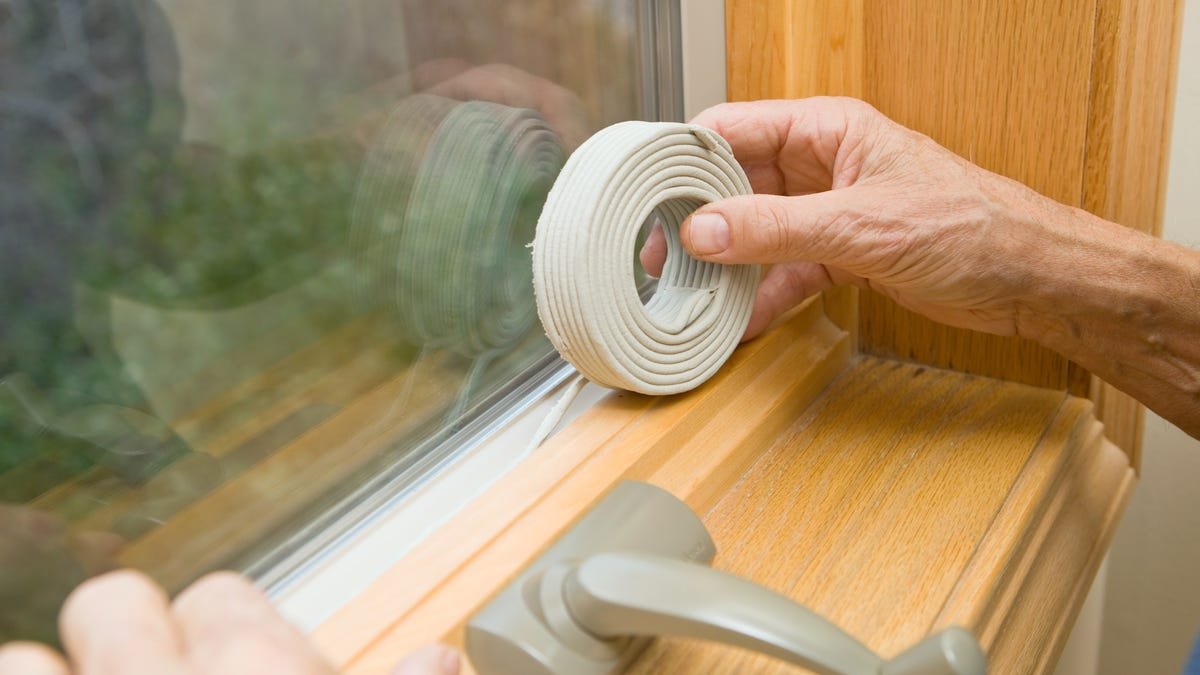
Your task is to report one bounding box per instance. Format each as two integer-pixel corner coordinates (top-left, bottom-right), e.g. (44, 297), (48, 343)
(0, 570), (461, 675)
(641, 97), (1200, 439)
(640, 97), (1077, 341)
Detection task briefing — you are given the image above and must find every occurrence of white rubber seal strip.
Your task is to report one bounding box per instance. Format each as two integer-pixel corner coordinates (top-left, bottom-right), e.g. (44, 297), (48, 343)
(532, 122), (760, 395)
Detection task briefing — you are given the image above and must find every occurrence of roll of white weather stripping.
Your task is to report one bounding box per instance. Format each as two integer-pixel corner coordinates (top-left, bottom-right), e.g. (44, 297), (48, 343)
(532, 122), (760, 396)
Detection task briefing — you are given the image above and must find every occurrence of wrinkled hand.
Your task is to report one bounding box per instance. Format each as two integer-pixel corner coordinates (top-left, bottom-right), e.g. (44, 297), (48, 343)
(641, 97), (1073, 341)
(0, 570), (460, 675)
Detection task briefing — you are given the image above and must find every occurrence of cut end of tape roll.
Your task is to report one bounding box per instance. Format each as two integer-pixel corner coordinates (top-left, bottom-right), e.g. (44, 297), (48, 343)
(532, 122), (760, 395)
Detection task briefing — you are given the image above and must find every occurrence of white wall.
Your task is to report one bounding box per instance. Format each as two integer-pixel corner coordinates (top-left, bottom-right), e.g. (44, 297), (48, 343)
(1096, 2), (1200, 673)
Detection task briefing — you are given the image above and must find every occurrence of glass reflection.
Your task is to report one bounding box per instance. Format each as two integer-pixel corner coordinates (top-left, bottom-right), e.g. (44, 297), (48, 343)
(1, 0), (648, 643)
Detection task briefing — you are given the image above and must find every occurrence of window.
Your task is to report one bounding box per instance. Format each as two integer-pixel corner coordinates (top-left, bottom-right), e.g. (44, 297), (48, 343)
(0, 0), (682, 644)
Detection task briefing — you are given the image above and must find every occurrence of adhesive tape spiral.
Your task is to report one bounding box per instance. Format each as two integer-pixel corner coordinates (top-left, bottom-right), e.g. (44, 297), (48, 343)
(532, 122), (760, 395)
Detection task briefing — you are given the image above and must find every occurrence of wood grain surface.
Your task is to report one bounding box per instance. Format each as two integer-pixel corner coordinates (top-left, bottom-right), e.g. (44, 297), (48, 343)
(312, 340), (1130, 675)
(625, 358), (1131, 675)
(726, 0), (863, 102)
(312, 301), (853, 672)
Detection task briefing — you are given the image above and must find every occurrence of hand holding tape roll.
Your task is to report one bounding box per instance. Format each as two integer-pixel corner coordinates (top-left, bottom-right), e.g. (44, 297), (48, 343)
(355, 109), (759, 444)
(533, 121), (760, 395)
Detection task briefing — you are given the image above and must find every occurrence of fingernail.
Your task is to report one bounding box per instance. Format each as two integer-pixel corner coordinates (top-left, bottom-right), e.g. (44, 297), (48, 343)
(440, 647), (461, 675)
(687, 212), (730, 255)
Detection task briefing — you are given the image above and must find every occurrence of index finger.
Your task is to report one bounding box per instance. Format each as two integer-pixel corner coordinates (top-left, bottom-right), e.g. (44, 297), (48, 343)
(690, 100), (795, 166)
(690, 97), (875, 196)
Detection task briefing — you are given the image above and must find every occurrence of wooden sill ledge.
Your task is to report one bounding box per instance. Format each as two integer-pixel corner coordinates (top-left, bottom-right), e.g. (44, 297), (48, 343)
(628, 358), (1130, 674)
(312, 303), (1131, 675)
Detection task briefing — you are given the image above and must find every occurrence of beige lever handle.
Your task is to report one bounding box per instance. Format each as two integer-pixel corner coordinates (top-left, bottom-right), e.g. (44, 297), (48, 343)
(554, 552), (985, 675)
(466, 481), (988, 675)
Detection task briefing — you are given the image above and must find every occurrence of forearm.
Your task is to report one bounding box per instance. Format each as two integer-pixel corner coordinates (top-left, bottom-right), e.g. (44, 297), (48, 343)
(1019, 205), (1200, 438)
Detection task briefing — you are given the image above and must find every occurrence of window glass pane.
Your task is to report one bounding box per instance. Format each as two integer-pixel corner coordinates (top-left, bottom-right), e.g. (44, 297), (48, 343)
(1, 0), (675, 644)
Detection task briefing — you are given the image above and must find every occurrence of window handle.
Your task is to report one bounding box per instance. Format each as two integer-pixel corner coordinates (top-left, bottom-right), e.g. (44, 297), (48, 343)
(467, 481), (986, 675)
(554, 551), (984, 675)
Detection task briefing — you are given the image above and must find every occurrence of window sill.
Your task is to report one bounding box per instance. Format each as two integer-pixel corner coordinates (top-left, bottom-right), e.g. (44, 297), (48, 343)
(304, 299), (1130, 674)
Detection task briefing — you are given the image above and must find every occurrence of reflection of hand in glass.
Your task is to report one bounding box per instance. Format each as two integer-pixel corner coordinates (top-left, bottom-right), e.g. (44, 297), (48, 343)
(414, 59), (589, 150)
(0, 570), (461, 675)
(350, 59), (589, 152)
(0, 505), (122, 644)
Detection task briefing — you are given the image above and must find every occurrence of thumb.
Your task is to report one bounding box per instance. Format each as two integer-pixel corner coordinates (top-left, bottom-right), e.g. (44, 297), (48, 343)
(680, 190), (872, 265)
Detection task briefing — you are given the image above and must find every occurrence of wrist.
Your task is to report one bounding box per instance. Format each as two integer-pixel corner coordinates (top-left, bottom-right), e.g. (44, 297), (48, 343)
(998, 193), (1104, 349)
(1016, 204), (1200, 373)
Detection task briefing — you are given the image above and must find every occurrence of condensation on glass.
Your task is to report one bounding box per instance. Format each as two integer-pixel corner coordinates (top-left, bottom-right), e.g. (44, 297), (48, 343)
(0, 0), (680, 644)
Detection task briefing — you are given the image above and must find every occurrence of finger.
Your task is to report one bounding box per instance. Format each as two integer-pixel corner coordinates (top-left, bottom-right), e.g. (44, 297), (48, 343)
(60, 570), (186, 675)
(390, 644), (461, 675)
(690, 100), (799, 166)
(690, 97), (876, 194)
(173, 572), (334, 675)
(680, 189), (880, 267)
(741, 262), (837, 341)
(638, 218), (667, 278)
(0, 642), (70, 675)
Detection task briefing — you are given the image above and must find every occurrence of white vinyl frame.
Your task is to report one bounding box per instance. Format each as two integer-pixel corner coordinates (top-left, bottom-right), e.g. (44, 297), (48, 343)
(271, 0), (729, 632)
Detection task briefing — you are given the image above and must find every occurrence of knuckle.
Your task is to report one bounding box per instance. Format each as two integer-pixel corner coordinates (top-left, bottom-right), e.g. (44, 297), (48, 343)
(748, 199), (794, 258)
(847, 97), (883, 119)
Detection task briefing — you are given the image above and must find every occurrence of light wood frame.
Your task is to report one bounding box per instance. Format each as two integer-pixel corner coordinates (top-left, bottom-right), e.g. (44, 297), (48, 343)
(309, 2), (1184, 673)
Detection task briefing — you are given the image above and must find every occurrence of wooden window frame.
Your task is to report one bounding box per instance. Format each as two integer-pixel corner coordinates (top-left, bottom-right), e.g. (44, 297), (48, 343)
(308, 2), (1183, 673)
